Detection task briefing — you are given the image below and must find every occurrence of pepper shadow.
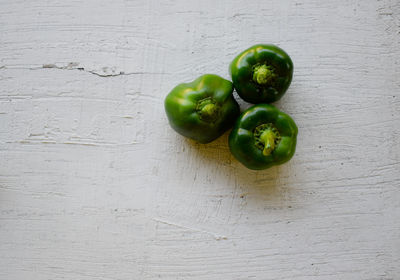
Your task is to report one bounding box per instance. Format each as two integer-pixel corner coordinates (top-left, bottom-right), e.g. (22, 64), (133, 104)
(183, 131), (293, 205)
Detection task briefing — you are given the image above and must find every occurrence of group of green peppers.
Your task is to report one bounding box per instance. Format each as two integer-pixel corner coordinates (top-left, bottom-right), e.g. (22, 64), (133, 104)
(165, 44), (298, 170)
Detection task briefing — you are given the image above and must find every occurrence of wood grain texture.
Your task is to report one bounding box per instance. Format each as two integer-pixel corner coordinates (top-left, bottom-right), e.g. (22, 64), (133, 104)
(1, 0), (399, 279)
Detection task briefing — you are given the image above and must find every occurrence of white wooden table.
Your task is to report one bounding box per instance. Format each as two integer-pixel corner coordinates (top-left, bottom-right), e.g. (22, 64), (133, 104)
(1, 1), (399, 279)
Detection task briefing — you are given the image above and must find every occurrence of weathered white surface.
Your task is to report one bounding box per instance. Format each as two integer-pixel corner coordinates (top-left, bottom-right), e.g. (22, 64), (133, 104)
(0, 0), (399, 279)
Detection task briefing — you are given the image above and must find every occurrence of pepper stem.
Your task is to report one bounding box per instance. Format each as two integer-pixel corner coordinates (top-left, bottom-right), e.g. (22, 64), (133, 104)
(259, 130), (276, 156)
(253, 65), (275, 85)
(201, 103), (217, 119)
(196, 97), (219, 122)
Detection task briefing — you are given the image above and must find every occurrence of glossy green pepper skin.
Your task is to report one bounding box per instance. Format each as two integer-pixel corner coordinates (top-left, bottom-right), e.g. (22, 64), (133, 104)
(230, 44), (293, 104)
(165, 74), (240, 144)
(229, 104), (298, 170)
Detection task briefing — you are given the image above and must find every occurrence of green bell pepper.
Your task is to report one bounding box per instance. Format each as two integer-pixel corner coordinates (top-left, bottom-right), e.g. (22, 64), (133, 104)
(229, 104), (298, 170)
(165, 74), (240, 143)
(230, 44), (293, 104)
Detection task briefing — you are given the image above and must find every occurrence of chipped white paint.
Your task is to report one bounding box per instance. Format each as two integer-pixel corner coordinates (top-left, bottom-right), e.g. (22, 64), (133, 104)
(0, 0), (399, 279)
